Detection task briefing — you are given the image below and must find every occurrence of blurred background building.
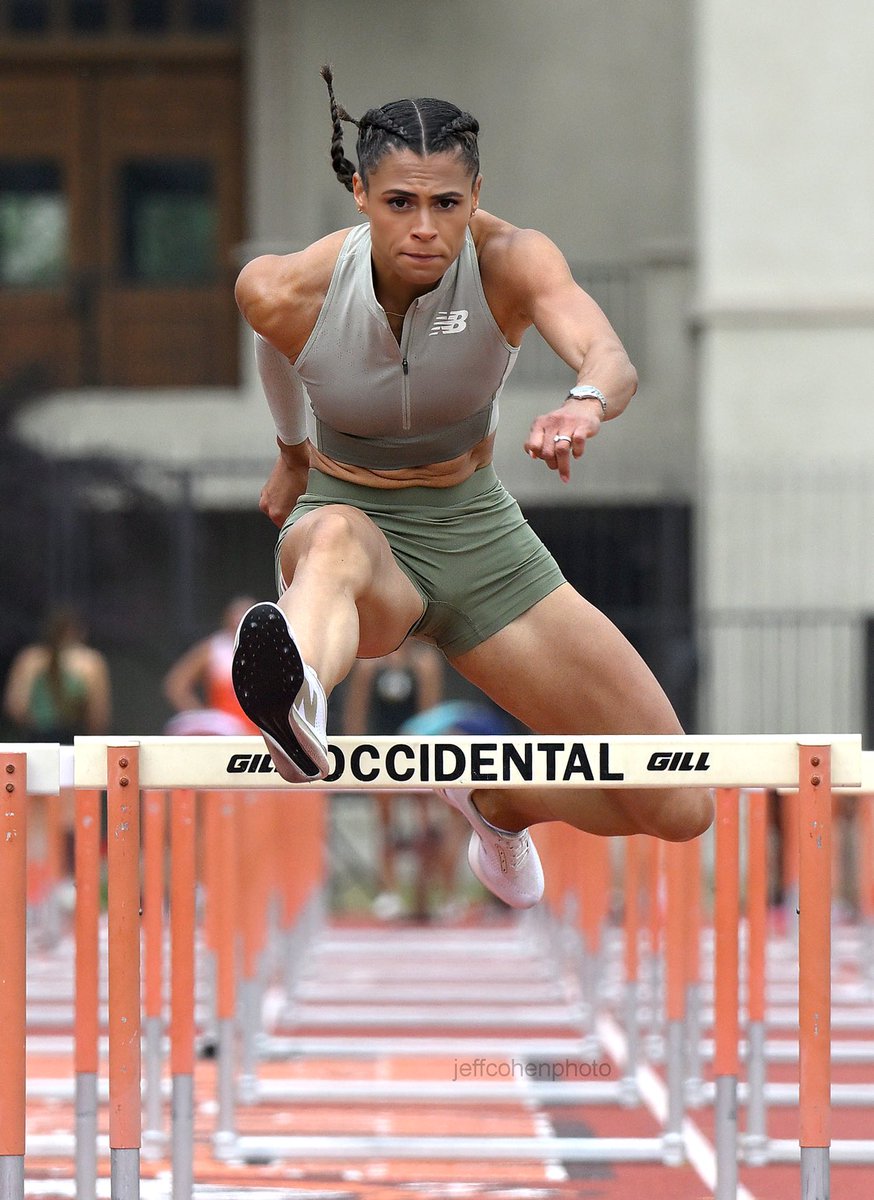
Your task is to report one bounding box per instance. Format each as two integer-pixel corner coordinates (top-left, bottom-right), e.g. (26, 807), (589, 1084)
(1, 0), (872, 741)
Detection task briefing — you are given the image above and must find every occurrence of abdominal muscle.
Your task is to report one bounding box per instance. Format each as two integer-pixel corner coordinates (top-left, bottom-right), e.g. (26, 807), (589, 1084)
(308, 432), (497, 490)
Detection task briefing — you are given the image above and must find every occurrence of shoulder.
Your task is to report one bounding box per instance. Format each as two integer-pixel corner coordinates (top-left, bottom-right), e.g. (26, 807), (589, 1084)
(235, 228), (356, 357)
(6, 644), (46, 679)
(67, 645), (110, 679)
(474, 213), (572, 294)
(471, 212), (573, 336)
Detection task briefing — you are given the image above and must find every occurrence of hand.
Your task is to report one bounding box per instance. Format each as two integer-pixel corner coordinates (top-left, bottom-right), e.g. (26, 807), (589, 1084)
(523, 397), (602, 483)
(259, 441), (311, 527)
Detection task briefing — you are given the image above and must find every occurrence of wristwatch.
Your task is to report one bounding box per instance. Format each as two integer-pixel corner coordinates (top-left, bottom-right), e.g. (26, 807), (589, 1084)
(566, 384), (608, 417)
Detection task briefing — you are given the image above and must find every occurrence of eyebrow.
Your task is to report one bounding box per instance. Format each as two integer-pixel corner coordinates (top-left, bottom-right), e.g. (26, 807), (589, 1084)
(381, 188), (466, 200)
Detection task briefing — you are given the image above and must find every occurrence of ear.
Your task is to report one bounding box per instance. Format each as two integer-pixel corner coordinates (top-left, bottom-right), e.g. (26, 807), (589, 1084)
(352, 172), (367, 213)
(470, 173), (483, 216)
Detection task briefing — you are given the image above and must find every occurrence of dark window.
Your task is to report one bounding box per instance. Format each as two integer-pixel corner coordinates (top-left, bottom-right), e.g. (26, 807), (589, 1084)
(70, 0), (109, 32)
(121, 159), (216, 284)
(9, 0), (50, 32)
(131, 0), (168, 32)
(190, 0), (234, 32)
(0, 161), (67, 286)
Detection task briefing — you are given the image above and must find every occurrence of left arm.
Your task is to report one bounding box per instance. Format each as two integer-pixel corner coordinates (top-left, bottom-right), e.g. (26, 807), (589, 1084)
(2, 647), (39, 728)
(163, 640), (210, 713)
(81, 651), (112, 734)
(489, 227), (638, 482)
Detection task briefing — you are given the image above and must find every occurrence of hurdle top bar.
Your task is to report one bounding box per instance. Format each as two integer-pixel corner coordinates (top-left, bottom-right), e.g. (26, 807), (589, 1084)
(72, 734), (864, 791)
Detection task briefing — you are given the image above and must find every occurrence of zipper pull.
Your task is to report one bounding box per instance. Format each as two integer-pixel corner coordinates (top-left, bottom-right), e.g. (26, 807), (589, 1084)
(402, 358), (409, 375)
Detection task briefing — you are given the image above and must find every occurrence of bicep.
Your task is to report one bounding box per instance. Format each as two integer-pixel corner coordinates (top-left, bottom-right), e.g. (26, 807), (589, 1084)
(2, 651), (38, 719)
(85, 658), (112, 732)
(163, 643), (208, 692)
(508, 231), (625, 370)
(531, 281), (624, 372)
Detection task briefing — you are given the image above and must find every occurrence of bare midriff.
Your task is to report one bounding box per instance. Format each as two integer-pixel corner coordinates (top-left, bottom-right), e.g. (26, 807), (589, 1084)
(309, 432), (496, 490)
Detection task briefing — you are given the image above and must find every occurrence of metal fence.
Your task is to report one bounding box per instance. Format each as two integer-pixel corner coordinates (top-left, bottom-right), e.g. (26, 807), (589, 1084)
(697, 609), (869, 738)
(1, 439), (871, 743)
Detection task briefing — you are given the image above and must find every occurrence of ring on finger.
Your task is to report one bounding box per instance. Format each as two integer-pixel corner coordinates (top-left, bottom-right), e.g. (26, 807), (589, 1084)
(553, 434), (573, 445)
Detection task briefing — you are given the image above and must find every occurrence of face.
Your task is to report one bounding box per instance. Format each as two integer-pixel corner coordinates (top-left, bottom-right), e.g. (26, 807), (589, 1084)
(353, 149), (481, 291)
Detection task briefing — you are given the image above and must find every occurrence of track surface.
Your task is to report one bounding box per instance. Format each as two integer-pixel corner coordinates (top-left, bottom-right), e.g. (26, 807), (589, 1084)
(18, 908), (874, 1199)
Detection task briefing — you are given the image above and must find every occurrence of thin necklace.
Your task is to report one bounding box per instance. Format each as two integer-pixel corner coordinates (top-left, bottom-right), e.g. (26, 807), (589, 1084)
(383, 309), (406, 318)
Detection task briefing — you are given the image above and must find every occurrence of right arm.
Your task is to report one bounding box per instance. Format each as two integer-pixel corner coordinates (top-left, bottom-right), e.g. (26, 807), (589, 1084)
(2, 647), (40, 728)
(236, 236), (348, 526)
(163, 640), (211, 712)
(81, 651), (112, 734)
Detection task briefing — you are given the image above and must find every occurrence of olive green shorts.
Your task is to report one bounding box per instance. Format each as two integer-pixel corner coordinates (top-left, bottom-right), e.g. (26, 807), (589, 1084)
(275, 465), (565, 658)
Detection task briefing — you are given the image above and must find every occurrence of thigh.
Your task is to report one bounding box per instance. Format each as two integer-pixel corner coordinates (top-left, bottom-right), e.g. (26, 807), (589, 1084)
(450, 582), (684, 737)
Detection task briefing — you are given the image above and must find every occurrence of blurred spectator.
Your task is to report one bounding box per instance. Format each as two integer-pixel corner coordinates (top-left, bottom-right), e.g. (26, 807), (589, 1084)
(163, 596), (260, 736)
(3, 605), (111, 882)
(3, 606), (111, 741)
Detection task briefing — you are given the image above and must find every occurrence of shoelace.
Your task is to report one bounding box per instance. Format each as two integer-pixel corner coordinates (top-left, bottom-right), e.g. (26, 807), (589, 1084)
(496, 831), (530, 869)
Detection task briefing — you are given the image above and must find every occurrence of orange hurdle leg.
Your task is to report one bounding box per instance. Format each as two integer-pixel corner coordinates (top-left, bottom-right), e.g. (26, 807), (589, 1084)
(798, 744), (831, 1199)
(142, 788), (167, 1157)
(106, 745), (142, 1199)
(0, 753), (27, 1199)
(214, 790), (240, 1152)
(682, 837), (704, 1106)
(662, 839), (687, 1163)
(74, 787), (102, 1200)
(713, 787), (740, 1199)
(621, 836), (641, 1102)
(170, 789), (197, 1197)
(744, 788), (769, 1163)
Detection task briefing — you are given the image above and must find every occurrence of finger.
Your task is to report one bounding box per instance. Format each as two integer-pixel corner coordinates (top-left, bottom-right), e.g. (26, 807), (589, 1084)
(524, 425), (547, 460)
(551, 434), (575, 482)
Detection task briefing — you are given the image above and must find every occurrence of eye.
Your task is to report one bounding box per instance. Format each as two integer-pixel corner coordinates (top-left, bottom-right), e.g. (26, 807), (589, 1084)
(387, 197), (411, 210)
(436, 198), (459, 210)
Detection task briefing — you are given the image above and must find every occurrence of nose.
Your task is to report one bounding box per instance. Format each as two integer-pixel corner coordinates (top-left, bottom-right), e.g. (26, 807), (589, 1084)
(411, 205), (438, 240)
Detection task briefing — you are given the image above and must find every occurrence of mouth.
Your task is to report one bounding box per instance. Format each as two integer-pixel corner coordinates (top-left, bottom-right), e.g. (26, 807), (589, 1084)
(403, 252), (441, 263)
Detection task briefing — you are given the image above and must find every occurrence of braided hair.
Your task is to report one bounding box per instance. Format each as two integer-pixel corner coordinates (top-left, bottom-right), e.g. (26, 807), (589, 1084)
(320, 65), (480, 193)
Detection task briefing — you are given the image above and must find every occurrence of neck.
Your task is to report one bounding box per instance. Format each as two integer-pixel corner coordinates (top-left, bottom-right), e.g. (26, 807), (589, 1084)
(369, 253), (445, 319)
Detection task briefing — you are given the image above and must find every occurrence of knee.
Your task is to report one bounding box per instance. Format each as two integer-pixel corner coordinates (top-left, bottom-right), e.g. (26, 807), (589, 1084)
(653, 787), (715, 843)
(298, 506), (370, 572)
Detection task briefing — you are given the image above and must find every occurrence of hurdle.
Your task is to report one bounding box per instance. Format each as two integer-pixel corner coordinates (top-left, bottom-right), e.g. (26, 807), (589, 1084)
(0, 744), (59, 1198)
(73, 734), (861, 1192)
(1, 734), (868, 1199)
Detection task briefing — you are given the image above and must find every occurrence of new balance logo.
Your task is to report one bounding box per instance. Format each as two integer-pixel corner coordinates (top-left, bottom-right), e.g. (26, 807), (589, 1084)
(429, 309), (469, 335)
(296, 676), (320, 730)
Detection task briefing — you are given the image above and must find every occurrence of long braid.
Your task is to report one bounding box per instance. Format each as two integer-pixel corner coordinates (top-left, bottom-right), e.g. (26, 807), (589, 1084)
(320, 69), (481, 192)
(359, 108), (409, 142)
(320, 64), (358, 192)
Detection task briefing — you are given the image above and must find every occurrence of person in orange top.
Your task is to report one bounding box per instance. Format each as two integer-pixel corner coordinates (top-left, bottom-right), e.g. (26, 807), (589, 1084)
(163, 596), (261, 736)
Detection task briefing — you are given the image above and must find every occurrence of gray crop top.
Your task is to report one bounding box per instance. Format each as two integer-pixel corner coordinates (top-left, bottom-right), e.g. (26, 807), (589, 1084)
(293, 223), (519, 469)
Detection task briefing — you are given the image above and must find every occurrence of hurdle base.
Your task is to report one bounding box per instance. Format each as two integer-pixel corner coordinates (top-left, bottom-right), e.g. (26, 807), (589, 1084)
(0, 1156), (24, 1200)
(110, 1147), (140, 1200)
(661, 1130), (684, 1167)
(213, 1129), (239, 1162)
(229, 1133), (665, 1162)
(742, 1132), (769, 1168)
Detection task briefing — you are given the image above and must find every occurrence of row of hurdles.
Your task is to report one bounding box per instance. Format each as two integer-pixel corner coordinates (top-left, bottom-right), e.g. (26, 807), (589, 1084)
(1, 733), (872, 1199)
